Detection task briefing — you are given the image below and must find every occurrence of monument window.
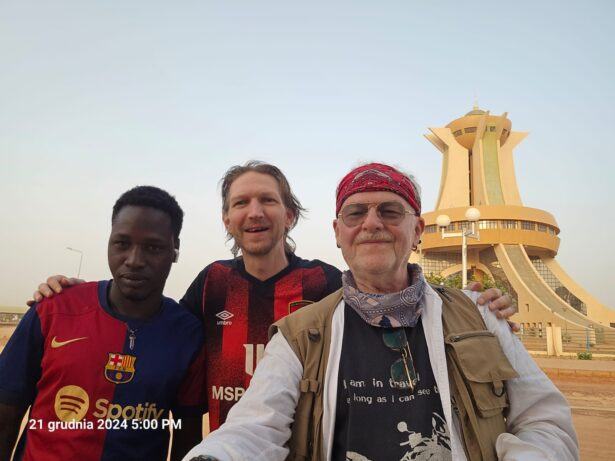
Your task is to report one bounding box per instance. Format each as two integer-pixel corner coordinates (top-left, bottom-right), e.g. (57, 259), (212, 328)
(464, 127), (477, 133)
(489, 126), (496, 132)
(478, 220), (498, 229)
(424, 225), (437, 234)
(453, 130), (462, 136)
(501, 220), (518, 229)
(419, 252), (461, 276)
(521, 221), (535, 230)
(537, 223), (547, 232)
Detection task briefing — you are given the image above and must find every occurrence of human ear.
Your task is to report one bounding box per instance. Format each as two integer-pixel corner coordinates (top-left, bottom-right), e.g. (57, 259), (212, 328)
(285, 208), (295, 231)
(333, 219), (341, 248)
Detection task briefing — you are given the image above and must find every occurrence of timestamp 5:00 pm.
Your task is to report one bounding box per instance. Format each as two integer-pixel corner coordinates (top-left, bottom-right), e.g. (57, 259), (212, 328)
(28, 418), (182, 432)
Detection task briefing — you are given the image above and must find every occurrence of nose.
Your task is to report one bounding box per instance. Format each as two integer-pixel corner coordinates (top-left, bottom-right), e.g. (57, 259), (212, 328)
(246, 199), (265, 219)
(125, 246), (146, 268)
(361, 206), (384, 232)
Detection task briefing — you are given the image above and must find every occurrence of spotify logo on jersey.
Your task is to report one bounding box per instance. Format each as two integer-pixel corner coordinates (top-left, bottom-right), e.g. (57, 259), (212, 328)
(54, 385), (90, 422)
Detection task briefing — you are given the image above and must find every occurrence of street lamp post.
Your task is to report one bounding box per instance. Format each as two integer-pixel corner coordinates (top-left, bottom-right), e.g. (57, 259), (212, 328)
(66, 247), (84, 278)
(436, 207), (481, 287)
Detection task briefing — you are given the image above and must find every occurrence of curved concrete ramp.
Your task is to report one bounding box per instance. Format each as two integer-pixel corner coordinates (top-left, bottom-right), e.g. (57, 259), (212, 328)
(495, 244), (614, 330)
(542, 257), (615, 327)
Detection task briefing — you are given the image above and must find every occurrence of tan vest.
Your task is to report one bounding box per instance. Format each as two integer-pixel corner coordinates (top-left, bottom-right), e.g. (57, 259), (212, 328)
(268, 285), (518, 461)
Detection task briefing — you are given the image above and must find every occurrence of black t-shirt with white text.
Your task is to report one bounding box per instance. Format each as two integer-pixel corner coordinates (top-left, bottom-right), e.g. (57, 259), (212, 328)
(332, 304), (452, 461)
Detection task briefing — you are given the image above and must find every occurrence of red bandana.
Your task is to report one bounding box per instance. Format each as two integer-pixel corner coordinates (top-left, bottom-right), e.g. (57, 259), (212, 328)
(336, 163), (421, 216)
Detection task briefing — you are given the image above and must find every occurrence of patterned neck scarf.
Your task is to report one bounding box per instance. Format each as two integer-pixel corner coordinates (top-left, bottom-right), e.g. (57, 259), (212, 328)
(342, 264), (426, 328)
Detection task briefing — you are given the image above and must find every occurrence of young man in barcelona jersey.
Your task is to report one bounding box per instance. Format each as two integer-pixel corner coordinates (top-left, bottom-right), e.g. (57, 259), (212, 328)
(0, 186), (206, 461)
(29, 161), (516, 434)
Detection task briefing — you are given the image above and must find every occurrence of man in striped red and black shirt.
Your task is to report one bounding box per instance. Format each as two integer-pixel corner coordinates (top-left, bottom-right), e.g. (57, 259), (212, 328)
(179, 162), (341, 429)
(31, 161), (515, 433)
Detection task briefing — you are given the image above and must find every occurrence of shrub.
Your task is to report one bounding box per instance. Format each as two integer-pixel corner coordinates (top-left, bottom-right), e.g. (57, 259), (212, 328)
(577, 351), (592, 360)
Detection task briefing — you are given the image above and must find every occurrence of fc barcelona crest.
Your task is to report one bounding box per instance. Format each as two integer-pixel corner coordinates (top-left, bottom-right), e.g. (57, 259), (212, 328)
(288, 300), (314, 314)
(104, 352), (136, 384)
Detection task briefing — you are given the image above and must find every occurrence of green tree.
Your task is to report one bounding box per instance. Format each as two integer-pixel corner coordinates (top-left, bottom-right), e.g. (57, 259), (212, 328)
(425, 272), (508, 293)
(424, 272), (463, 289)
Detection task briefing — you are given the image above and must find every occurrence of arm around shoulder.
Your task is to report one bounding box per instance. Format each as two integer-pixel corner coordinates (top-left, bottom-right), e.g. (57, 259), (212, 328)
(26, 275), (85, 306)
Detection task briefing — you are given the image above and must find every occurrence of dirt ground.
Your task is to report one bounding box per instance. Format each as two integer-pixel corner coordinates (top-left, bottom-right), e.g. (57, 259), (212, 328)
(551, 377), (615, 460)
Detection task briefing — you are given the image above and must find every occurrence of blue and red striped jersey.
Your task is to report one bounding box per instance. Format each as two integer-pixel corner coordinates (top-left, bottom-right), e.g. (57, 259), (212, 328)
(0, 280), (206, 461)
(180, 253), (341, 429)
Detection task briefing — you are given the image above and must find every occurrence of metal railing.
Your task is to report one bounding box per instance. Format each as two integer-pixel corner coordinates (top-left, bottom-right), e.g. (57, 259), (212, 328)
(515, 325), (615, 356)
(515, 328), (549, 352)
(561, 327), (615, 355)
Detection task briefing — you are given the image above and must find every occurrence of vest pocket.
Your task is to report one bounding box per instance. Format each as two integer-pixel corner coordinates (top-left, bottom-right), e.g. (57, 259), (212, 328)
(445, 330), (519, 418)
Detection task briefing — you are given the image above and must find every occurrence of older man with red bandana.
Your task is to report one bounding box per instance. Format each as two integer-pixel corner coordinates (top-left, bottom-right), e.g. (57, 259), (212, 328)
(184, 163), (578, 461)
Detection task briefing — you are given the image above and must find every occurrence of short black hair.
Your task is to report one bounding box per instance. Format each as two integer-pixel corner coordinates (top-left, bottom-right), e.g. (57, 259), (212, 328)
(112, 186), (184, 241)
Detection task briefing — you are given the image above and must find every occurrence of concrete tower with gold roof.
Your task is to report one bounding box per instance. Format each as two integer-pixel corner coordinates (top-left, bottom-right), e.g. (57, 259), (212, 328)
(416, 107), (615, 331)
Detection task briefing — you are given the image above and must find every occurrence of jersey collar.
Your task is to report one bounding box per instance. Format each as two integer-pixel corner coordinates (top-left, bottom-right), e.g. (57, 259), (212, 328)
(233, 252), (301, 287)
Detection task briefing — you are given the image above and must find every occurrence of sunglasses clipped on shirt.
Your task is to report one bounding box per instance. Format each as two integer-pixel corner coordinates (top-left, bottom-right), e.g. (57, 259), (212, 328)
(382, 328), (418, 392)
(338, 201), (417, 227)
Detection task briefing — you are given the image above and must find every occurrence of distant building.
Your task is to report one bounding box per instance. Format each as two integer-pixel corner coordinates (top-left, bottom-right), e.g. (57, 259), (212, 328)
(0, 307), (25, 325)
(0, 306), (26, 350)
(413, 107), (615, 332)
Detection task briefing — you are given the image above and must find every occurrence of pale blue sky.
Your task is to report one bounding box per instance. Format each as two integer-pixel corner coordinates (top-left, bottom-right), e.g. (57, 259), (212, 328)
(1, 0), (613, 308)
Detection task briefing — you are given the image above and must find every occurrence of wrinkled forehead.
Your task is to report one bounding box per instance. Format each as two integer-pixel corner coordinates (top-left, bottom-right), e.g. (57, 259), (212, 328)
(228, 171), (282, 199)
(340, 190), (412, 208)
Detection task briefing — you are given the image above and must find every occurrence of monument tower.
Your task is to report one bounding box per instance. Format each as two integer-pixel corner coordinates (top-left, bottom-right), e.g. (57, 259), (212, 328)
(417, 107), (615, 331)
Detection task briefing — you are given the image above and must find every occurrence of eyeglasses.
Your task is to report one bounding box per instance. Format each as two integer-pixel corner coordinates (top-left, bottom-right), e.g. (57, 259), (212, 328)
(382, 329), (417, 392)
(338, 201), (416, 227)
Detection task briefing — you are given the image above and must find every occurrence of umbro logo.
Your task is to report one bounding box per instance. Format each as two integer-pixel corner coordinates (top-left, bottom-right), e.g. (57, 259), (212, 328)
(216, 310), (234, 321)
(216, 310), (234, 325)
